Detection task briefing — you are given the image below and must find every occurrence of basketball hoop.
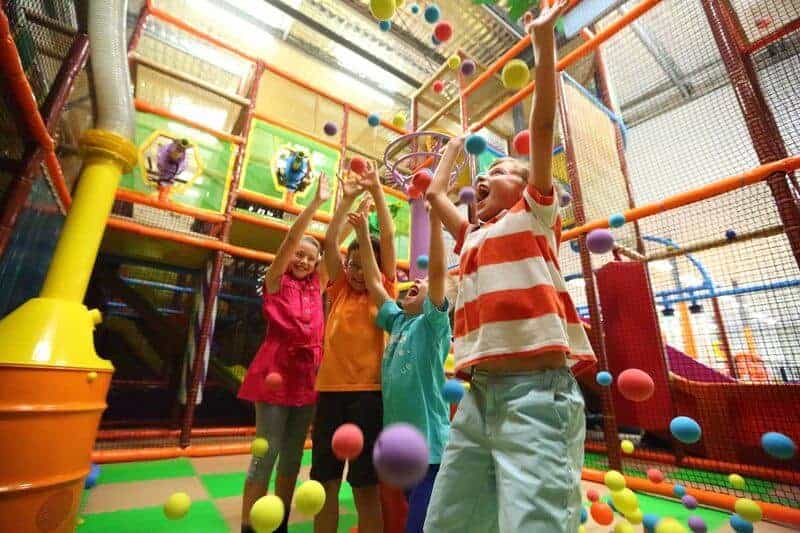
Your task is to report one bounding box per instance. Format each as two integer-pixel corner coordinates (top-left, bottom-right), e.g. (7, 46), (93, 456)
(383, 130), (467, 192)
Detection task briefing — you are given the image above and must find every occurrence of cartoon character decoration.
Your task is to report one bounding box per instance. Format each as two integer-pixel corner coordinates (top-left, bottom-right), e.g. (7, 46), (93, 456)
(155, 138), (190, 186)
(275, 146), (313, 192)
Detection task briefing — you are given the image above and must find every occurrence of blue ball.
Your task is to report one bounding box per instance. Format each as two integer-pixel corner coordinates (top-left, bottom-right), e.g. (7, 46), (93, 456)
(410, 4), (420, 14)
(642, 514), (660, 532)
(609, 213), (626, 228)
(673, 483), (686, 497)
(416, 254), (429, 270)
(432, 35), (441, 45)
(670, 416), (702, 444)
(580, 507), (587, 524)
(442, 379), (465, 404)
(84, 463), (101, 489)
(379, 20), (392, 31)
(730, 514), (754, 533)
(761, 431), (797, 460)
(596, 371), (613, 386)
(570, 239), (580, 253)
(725, 229), (737, 240)
(368, 113), (380, 127)
(424, 4), (441, 23)
(465, 134), (487, 155)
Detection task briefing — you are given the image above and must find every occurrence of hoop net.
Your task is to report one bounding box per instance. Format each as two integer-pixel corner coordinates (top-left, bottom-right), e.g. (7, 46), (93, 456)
(383, 130), (468, 192)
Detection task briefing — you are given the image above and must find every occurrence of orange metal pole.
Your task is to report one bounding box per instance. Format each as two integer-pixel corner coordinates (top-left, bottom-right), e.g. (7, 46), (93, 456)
(134, 100), (244, 144)
(115, 189), (226, 223)
(469, 0), (664, 132)
(563, 155), (800, 241)
(254, 113), (343, 151)
(97, 426), (256, 441)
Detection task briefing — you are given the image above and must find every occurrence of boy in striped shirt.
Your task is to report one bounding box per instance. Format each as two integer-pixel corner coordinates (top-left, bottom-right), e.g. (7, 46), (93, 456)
(423, 2), (595, 532)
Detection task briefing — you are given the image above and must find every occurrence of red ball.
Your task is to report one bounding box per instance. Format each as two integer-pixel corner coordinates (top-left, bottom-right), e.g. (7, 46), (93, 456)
(586, 488), (599, 502)
(264, 372), (283, 391)
(350, 156), (367, 174)
(332, 423), (364, 461)
(513, 129), (530, 155)
(433, 21), (453, 42)
(432, 80), (444, 93)
(617, 368), (655, 402)
(590, 502), (614, 525)
(412, 169), (433, 193)
(647, 468), (664, 484)
(407, 183), (422, 200)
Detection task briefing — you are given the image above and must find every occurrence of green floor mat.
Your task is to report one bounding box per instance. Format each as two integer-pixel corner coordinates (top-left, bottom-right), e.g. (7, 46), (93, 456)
(201, 471), (249, 499)
(97, 458), (197, 485)
(634, 492), (729, 531)
(77, 500), (227, 533)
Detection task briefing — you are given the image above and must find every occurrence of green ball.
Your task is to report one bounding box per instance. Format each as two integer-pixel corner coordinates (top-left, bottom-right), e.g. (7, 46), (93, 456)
(250, 495), (285, 532)
(251, 437), (269, 458)
(502, 59), (530, 90)
(729, 473), (746, 490)
(294, 480), (326, 516)
(163, 492), (191, 520)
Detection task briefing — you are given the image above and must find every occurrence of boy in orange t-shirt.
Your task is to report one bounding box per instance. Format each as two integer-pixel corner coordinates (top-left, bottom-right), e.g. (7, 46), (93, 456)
(312, 161), (396, 533)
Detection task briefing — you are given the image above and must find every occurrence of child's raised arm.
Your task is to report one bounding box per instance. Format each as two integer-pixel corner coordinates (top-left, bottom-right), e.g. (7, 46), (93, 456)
(427, 208), (447, 308)
(323, 172), (364, 283)
(525, 0), (568, 196)
(348, 211), (391, 307)
(425, 136), (467, 239)
(357, 161), (396, 281)
(265, 172), (330, 294)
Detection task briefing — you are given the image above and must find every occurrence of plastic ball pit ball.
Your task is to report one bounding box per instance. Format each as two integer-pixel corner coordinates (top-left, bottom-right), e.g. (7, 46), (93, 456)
(369, 0), (396, 21)
(670, 416), (702, 444)
(251, 437), (269, 458)
(559, 190), (572, 207)
(761, 431), (796, 460)
(673, 484), (686, 498)
(424, 4), (440, 23)
(586, 488), (599, 502)
(465, 134), (487, 155)
(379, 20), (392, 31)
(164, 492), (191, 520)
(642, 514), (660, 530)
(580, 507), (588, 523)
(626, 508), (644, 525)
(431, 35), (441, 45)
(460, 59), (476, 77)
(604, 470), (626, 491)
(447, 55), (461, 69)
(458, 186), (475, 204)
(611, 488), (638, 515)
(250, 495), (285, 533)
(373, 423), (429, 488)
(442, 379), (464, 404)
(609, 212), (626, 228)
(512, 129), (530, 155)
(432, 80), (445, 93)
(647, 468), (664, 484)
(350, 156), (367, 174)
(682, 494), (698, 510)
(655, 517), (687, 533)
(323, 122), (338, 136)
(434, 21), (453, 42)
(410, 3), (420, 14)
(590, 502), (614, 526)
(687, 516), (707, 533)
(412, 168), (432, 193)
(725, 229), (737, 240)
(368, 113), (381, 127)
(392, 112), (406, 128)
(728, 473), (746, 489)
(734, 498), (762, 523)
(617, 368), (655, 402)
(729, 514), (754, 533)
(596, 371), (613, 386)
(501, 59), (530, 90)
(294, 480), (326, 516)
(415, 254), (429, 270)
(615, 521), (635, 533)
(332, 423), (364, 460)
(264, 372), (283, 391)
(84, 463), (100, 489)
(586, 229), (615, 254)
(621, 439), (634, 454)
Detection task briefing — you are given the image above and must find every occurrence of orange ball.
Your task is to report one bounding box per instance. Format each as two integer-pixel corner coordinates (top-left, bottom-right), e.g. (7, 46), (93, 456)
(617, 368), (655, 402)
(433, 21), (453, 42)
(412, 169), (433, 193)
(350, 156), (367, 174)
(591, 502), (614, 526)
(513, 129), (530, 155)
(332, 423), (364, 460)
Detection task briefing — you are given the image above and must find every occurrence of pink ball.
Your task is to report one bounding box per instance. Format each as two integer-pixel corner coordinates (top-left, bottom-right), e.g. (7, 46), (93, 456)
(617, 368), (655, 402)
(587, 488), (599, 502)
(586, 229), (614, 254)
(433, 21), (453, 42)
(513, 129), (530, 155)
(372, 423), (429, 488)
(332, 424), (364, 461)
(460, 59), (476, 77)
(433, 80), (445, 93)
(264, 372), (283, 391)
(647, 468), (664, 484)
(323, 122), (338, 136)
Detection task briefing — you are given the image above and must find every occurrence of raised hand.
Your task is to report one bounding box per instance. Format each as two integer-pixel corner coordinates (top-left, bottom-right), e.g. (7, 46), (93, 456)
(338, 172), (365, 200)
(355, 160), (381, 192)
(312, 172), (331, 206)
(356, 194), (374, 216)
(347, 211), (370, 238)
(524, 0), (567, 38)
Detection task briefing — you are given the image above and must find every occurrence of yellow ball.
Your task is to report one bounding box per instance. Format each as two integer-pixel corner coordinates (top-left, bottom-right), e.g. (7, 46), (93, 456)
(729, 473), (746, 490)
(655, 517), (687, 533)
(462, 382), (471, 391)
(614, 520), (635, 533)
(621, 439), (634, 454)
(444, 353), (455, 373)
(294, 480), (326, 516)
(611, 488), (639, 515)
(370, 0), (396, 20)
(163, 492), (191, 520)
(392, 112), (407, 128)
(501, 59), (530, 90)
(604, 470), (626, 492)
(578, 526), (586, 533)
(625, 508), (643, 525)
(447, 55), (461, 69)
(87, 371), (98, 383)
(734, 498), (762, 523)
(251, 438), (269, 458)
(250, 495), (285, 533)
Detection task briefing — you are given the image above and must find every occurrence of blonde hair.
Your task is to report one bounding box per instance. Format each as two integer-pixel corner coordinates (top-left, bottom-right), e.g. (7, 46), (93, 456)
(488, 157), (530, 182)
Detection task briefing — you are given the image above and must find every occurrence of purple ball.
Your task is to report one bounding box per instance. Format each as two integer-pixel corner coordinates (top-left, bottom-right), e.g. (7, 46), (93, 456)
(324, 122), (338, 136)
(459, 186), (475, 204)
(559, 190), (572, 207)
(372, 423), (429, 489)
(682, 494), (698, 510)
(586, 229), (615, 254)
(688, 515), (707, 532)
(460, 59), (476, 77)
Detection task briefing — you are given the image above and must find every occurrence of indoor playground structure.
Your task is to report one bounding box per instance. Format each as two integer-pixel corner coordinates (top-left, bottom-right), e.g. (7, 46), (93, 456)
(1, 0), (799, 532)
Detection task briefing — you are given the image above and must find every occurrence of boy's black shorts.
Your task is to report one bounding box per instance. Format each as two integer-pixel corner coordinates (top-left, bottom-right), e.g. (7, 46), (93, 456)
(310, 391), (383, 488)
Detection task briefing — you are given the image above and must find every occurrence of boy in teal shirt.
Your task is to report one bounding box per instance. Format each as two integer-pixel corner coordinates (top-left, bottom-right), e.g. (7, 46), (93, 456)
(348, 207), (451, 533)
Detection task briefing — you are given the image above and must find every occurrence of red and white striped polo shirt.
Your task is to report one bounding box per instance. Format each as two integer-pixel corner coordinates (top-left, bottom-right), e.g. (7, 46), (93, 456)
(452, 184), (596, 374)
